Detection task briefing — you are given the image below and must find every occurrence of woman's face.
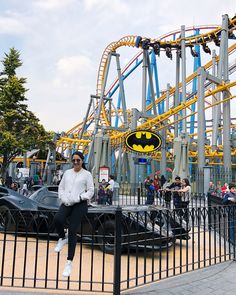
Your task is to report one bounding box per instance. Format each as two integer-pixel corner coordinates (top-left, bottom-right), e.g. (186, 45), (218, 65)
(182, 179), (186, 186)
(72, 155), (83, 171)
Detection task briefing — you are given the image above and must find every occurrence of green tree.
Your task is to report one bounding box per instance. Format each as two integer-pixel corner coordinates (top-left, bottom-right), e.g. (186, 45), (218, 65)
(0, 48), (53, 183)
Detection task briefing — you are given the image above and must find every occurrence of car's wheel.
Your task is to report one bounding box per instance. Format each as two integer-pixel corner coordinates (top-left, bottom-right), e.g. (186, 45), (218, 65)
(0, 205), (14, 231)
(97, 220), (124, 254)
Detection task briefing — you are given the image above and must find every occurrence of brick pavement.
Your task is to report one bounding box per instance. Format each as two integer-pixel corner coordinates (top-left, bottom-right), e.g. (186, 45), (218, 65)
(124, 260), (236, 295)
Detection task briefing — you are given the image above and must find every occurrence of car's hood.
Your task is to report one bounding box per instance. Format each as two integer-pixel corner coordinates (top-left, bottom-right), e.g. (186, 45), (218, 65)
(0, 194), (38, 210)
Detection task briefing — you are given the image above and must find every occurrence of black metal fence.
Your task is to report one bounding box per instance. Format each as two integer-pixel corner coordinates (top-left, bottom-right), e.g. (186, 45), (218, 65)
(0, 203), (236, 294)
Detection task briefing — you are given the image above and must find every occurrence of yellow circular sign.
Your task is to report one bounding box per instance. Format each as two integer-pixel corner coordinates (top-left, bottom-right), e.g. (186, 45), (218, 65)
(125, 130), (162, 153)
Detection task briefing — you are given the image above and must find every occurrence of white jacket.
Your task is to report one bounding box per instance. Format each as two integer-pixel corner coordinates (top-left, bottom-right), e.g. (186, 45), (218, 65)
(58, 168), (94, 206)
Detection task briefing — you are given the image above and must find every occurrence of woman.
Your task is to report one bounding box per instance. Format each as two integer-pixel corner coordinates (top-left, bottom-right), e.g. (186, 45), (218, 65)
(53, 151), (94, 277)
(221, 183), (229, 197)
(162, 178), (172, 208)
(153, 174), (161, 200)
(178, 178), (191, 212)
(179, 178), (191, 199)
(160, 175), (167, 188)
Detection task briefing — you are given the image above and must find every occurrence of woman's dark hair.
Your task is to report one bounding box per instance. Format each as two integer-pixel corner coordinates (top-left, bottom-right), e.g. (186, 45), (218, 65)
(183, 178), (190, 186)
(160, 175), (166, 186)
(72, 151), (87, 170)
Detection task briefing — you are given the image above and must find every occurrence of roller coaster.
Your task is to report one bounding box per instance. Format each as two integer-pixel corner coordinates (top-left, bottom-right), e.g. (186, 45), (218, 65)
(56, 14), (236, 188)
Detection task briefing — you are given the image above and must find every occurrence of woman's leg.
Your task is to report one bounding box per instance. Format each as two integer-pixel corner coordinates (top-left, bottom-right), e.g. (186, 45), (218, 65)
(54, 204), (71, 239)
(67, 202), (87, 261)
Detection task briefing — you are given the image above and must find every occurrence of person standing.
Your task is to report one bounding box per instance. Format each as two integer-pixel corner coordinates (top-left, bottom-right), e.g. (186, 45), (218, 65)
(221, 183), (229, 197)
(22, 181), (29, 196)
(178, 178), (191, 219)
(145, 179), (155, 205)
(162, 178), (172, 208)
(222, 183), (236, 243)
(207, 181), (218, 197)
(160, 175), (167, 188)
(153, 174), (161, 200)
(107, 175), (115, 205)
(222, 183), (236, 204)
(15, 168), (23, 192)
(53, 151), (94, 277)
(166, 176), (182, 209)
(179, 178), (191, 200)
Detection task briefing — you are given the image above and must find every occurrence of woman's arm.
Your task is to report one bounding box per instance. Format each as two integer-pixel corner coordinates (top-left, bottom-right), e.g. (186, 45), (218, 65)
(58, 171), (66, 200)
(178, 186), (190, 193)
(80, 172), (95, 201)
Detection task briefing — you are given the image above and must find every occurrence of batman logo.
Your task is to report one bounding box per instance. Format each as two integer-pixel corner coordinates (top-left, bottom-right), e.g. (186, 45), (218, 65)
(125, 130), (162, 153)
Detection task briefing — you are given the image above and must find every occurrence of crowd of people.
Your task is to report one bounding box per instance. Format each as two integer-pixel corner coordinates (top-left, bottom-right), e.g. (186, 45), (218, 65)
(4, 169), (43, 196)
(208, 181), (233, 197)
(144, 174), (191, 209)
(97, 175), (115, 205)
(4, 168), (63, 197)
(208, 181), (236, 203)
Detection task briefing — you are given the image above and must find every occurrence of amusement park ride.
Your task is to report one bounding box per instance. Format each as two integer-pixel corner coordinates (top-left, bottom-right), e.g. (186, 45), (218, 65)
(56, 14), (236, 188)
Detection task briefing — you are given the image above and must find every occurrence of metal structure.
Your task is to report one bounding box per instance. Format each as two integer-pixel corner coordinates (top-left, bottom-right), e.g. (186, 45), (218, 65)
(56, 14), (236, 189)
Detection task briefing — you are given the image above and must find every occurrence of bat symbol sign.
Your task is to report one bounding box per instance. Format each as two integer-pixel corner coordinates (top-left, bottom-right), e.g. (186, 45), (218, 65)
(125, 130), (162, 153)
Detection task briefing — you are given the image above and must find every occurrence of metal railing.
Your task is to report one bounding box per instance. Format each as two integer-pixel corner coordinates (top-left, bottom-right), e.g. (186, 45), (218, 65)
(0, 203), (235, 294)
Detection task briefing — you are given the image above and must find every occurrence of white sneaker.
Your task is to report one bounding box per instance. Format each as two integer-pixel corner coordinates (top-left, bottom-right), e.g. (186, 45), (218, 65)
(63, 260), (72, 277)
(54, 238), (68, 252)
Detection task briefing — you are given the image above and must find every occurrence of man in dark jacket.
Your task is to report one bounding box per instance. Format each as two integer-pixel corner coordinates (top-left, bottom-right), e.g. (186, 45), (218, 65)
(222, 183), (236, 244)
(166, 176), (182, 208)
(223, 183), (236, 204)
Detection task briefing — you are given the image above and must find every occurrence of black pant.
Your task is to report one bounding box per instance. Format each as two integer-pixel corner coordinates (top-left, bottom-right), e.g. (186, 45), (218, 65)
(54, 201), (88, 261)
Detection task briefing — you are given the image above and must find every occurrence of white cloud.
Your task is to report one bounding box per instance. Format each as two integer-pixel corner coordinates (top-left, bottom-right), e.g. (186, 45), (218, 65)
(33, 0), (75, 10)
(0, 15), (27, 34)
(56, 55), (94, 77)
(84, 0), (129, 14)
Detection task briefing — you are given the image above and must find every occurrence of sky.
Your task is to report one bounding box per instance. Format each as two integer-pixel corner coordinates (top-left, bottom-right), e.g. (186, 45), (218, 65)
(0, 0), (235, 132)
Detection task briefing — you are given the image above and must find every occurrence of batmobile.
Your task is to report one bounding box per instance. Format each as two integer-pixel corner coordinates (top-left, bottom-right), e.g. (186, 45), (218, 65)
(0, 186), (190, 254)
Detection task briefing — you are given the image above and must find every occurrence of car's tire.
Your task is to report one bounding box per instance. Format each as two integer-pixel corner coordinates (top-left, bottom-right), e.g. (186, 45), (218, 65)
(0, 205), (14, 231)
(97, 220), (124, 254)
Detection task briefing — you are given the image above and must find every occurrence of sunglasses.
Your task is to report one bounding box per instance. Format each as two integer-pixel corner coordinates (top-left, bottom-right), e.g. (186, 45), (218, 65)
(72, 159), (81, 163)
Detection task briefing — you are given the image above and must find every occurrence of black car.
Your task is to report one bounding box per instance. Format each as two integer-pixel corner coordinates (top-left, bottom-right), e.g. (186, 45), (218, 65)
(0, 186), (190, 254)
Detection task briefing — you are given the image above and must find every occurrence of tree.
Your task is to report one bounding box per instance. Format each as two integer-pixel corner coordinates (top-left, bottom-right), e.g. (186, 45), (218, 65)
(0, 48), (53, 182)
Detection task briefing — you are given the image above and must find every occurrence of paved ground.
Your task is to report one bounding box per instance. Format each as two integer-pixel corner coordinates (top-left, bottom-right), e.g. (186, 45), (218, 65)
(125, 260), (236, 295)
(1, 260), (236, 294)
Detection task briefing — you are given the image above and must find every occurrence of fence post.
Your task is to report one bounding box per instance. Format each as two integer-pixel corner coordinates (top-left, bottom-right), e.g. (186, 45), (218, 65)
(138, 188), (141, 205)
(113, 207), (122, 295)
(233, 206), (236, 261)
